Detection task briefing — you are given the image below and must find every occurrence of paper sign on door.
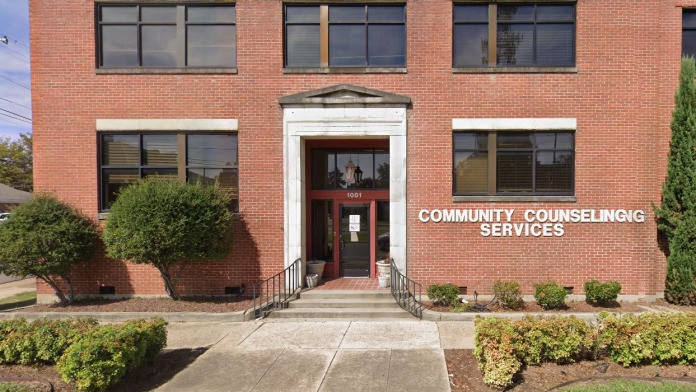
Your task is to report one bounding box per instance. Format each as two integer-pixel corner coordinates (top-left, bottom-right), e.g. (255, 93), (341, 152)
(349, 223), (360, 232)
(349, 215), (360, 224)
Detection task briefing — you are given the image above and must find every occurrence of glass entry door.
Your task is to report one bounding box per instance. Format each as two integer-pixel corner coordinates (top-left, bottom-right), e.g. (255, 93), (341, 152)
(339, 203), (370, 277)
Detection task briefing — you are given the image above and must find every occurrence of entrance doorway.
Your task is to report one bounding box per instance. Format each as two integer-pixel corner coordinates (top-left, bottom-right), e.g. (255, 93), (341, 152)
(306, 140), (390, 279)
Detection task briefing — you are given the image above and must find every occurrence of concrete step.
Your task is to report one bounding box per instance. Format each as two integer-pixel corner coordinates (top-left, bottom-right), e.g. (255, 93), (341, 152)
(268, 307), (413, 319)
(300, 290), (392, 300)
(288, 298), (400, 309)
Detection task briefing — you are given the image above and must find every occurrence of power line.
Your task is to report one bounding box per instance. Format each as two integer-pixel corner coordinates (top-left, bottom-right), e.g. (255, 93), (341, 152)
(2, 35), (30, 49)
(0, 113), (26, 126)
(0, 108), (31, 122)
(0, 46), (30, 64)
(0, 111), (31, 125)
(0, 44), (29, 60)
(0, 97), (31, 110)
(0, 73), (30, 90)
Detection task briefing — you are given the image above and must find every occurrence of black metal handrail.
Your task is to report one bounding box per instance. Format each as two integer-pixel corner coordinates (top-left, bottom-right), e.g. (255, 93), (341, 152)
(390, 259), (424, 319)
(251, 258), (302, 320)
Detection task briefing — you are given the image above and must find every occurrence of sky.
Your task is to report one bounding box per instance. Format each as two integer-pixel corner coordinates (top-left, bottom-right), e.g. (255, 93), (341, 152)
(0, 0), (31, 140)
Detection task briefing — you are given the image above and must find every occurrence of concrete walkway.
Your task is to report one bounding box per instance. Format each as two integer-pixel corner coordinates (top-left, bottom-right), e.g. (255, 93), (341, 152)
(160, 320), (474, 392)
(0, 277), (35, 301)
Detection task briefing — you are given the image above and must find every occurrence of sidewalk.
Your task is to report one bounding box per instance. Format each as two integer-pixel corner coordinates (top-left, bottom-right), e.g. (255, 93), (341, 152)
(159, 320), (473, 392)
(0, 277), (35, 301)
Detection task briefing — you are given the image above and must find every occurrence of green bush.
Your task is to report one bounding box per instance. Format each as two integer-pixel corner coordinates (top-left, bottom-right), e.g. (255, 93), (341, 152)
(493, 280), (524, 310)
(474, 317), (521, 389)
(584, 280), (621, 306)
(426, 283), (460, 307)
(0, 195), (99, 305)
(103, 179), (234, 299)
(0, 319), (97, 365)
(534, 282), (568, 309)
(597, 312), (696, 367)
(58, 318), (167, 392)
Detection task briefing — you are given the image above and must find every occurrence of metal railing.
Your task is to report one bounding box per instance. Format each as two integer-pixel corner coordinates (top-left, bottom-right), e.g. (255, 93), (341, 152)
(390, 259), (424, 319)
(251, 258), (302, 320)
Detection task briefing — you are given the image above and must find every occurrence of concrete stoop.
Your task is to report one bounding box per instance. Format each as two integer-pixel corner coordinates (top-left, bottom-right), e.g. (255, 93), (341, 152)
(269, 290), (414, 319)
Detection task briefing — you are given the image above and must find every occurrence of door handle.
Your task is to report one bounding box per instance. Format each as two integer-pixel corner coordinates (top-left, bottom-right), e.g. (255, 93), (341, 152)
(340, 240), (345, 250)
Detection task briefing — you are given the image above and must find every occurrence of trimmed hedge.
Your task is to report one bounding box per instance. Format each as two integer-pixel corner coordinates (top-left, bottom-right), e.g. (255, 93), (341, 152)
(426, 283), (460, 307)
(584, 280), (622, 305)
(0, 318), (166, 392)
(534, 282), (568, 309)
(474, 312), (696, 389)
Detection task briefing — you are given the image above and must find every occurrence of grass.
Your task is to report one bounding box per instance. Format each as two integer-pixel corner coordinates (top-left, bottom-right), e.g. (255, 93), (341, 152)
(0, 291), (36, 311)
(0, 383), (31, 392)
(561, 379), (696, 392)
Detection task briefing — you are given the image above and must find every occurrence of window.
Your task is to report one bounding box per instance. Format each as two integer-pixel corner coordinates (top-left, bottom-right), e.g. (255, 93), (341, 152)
(311, 148), (389, 189)
(453, 3), (575, 68)
(284, 4), (406, 68)
(453, 132), (574, 196)
(684, 10), (696, 58)
(97, 4), (236, 68)
(99, 133), (238, 211)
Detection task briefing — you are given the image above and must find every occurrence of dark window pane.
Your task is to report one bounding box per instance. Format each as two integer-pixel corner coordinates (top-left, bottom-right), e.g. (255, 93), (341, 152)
(376, 201), (389, 260)
(455, 151), (488, 193)
(497, 24), (533, 66)
(188, 168), (238, 210)
(453, 5), (488, 23)
(311, 150), (336, 189)
(367, 25), (405, 67)
(286, 6), (320, 23)
(101, 6), (137, 22)
(143, 135), (177, 166)
(536, 5), (575, 22)
(497, 152), (533, 193)
(102, 169), (139, 209)
(330, 6), (365, 22)
(498, 133), (532, 149)
(187, 6), (236, 23)
(141, 6), (176, 23)
(103, 135), (139, 166)
(536, 151), (573, 193)
(330, 25), (366, 66)
(684, 31), (696, 58)
(536, 24), (574, 66)
(556, 133), (574, 149)
(142, 25), (177, 67)
(497, 5), (534, 22)
(102, 26), (138, 67)
(187, 25), (236, 67)
(534, 133), (556, 149)
(374, 151), (389, 189)
(454, 132), (488, 150)
(353, 153), (374, 189)
(187, 134), (237, 167)
(311, 200), (334, 262)
(684, 11), (696, 29)
(142, 168), (178, 180)
(368, 6), (405, 22)
(453, 24), (489, 67)
(286, 25), (320, 67)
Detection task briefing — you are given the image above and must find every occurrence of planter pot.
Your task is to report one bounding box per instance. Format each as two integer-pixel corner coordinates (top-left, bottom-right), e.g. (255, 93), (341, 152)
(307, 260), (326, 281)
(376, 260), (390, 288)
(306, 274), (319, 288)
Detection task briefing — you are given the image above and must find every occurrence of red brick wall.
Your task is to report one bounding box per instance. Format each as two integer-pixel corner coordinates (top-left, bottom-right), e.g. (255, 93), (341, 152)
(29, 0), (690, 297)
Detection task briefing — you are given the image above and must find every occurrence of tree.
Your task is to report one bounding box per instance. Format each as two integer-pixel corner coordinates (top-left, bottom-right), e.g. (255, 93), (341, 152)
(655, 57), (696, 304)
(102, 179), (234, 300)
(0, 195), (99, 305)
(0, 133), (33, 192)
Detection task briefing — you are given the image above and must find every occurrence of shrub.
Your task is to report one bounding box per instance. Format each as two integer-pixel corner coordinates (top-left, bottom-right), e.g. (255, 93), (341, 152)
(426, 283), (460, 307)
(597, 312), (696, 367)
(534, 282), (568, 309)
(0, 195), (99, 305)
(654, 58), (696, 305)
(474, 317), (521, 389)
(103, 179), (234, 299)
(493, 280), (523, 310)
(584, 280), (621, 306)
(58, 318), (167, 392)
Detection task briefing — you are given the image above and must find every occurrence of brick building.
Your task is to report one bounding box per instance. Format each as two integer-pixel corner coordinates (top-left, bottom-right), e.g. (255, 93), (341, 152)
(28, 0), (696, 302)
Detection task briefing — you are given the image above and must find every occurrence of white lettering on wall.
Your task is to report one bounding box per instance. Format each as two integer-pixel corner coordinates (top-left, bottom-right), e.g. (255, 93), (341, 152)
(418, 209), (646, 237)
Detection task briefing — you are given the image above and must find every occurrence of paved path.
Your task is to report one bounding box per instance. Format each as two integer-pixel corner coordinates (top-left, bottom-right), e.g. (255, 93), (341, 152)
(0, 277), (35, 301)
(160, 320), (475, 392)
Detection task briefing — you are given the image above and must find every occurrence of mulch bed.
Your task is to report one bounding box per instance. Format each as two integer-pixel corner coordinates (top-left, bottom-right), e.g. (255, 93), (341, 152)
(15, 297), (254, 313)
(426, 300), (647, 314)
(0, 347), (208, 392)
(445, 349), (696, 391)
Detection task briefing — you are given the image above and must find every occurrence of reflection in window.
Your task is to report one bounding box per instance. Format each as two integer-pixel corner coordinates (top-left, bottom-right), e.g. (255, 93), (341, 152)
(684, 10), (696, 58)
(311, 149), (389, 190)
